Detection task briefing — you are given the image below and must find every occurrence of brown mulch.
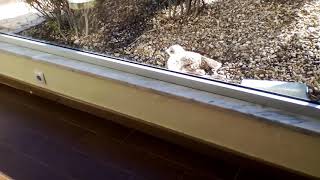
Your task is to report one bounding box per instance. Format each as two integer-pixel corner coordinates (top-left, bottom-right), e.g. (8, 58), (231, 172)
(20, 0), (320, 101)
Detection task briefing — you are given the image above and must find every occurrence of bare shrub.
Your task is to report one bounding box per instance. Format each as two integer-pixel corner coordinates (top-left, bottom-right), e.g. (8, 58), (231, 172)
(156, 0), (206, 18)
(25, 0), (102, 37)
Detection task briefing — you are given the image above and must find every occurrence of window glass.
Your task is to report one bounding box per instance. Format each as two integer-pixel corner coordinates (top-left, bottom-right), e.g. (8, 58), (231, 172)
(1, 0), (319, 102)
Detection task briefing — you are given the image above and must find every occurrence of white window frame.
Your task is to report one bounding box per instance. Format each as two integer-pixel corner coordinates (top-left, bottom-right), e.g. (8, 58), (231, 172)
(0, 33), (319, 118)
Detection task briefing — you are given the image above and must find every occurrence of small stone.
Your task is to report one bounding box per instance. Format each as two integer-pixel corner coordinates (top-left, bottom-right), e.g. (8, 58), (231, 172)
(270, 55), (277, 59)
(261, 51), (267, 57)
(74, 39), (80, 45)
(114, 53), (120, 57)
(307, 27), (316, 33)
(270, 49), (275, 54)
(156, 61), (163, 65)
(242, 53), (249, 58)
(307, 51), (314, 57)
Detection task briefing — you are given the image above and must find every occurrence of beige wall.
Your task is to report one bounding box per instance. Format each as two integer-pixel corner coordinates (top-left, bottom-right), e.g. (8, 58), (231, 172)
(1, 51), (320, 178)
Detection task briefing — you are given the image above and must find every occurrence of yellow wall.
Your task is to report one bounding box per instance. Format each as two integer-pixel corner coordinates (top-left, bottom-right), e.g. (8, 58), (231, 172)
(1, 51), (320, 178)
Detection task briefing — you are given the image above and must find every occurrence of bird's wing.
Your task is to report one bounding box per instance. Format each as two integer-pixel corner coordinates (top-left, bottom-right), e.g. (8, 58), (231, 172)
(201, 56), (222, 71)
(180, 55), (206, 76)
(181, 56), (194, 66)
(181, 55), (198, 70)
(183, 52), (202, 66)
(186, 51), (202, 62)
(167, 57), (181, 71)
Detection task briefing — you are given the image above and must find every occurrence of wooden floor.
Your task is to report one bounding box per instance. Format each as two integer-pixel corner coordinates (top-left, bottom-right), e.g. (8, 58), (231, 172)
(0, 84), (308, 180)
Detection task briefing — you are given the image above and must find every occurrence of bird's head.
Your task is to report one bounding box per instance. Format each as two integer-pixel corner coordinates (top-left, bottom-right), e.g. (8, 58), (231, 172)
(165, 44), (185, 57)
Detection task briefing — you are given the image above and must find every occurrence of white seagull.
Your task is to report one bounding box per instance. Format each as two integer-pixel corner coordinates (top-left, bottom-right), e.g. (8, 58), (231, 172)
(165, 44), (222, 76)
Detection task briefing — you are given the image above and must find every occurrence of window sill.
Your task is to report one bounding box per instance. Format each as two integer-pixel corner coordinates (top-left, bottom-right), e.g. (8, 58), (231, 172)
(0, 41), (319, 178)
(0, 41), (319, 136)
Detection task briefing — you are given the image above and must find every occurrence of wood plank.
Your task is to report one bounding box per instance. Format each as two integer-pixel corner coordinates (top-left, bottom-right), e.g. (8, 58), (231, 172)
(0, 142), (71, 180)
(124, 131), (238, 180)
(0, 118), (131, 180)
(73, 133), (186, 180)
(0, 83), (132, 145)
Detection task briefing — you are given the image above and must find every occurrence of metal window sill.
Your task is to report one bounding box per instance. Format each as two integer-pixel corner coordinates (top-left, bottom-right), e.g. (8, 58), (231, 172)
(0, 41), (319, 136)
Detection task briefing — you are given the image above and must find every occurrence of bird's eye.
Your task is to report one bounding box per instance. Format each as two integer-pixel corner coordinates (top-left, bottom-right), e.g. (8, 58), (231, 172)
(170, 49), (175, 54)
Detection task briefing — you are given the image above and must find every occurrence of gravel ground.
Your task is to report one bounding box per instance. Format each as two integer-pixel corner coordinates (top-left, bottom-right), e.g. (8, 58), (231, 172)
(20, 0), (320, 100)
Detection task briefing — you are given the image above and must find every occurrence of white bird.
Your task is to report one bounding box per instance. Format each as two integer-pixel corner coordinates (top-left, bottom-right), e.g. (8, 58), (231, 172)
(165, 44), (222, 76)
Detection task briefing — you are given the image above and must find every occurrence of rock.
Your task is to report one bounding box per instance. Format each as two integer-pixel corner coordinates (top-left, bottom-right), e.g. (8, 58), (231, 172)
(307, 51), (314, 57)
(307, 27), (316, 33)
(307, 71), (313, 75)
(261, 51), (267, 57)
(156, 61), (164, 66)
(290, 52), (297, 58)
(270, 55), (277, 59)
(74, 39), (80, 45)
